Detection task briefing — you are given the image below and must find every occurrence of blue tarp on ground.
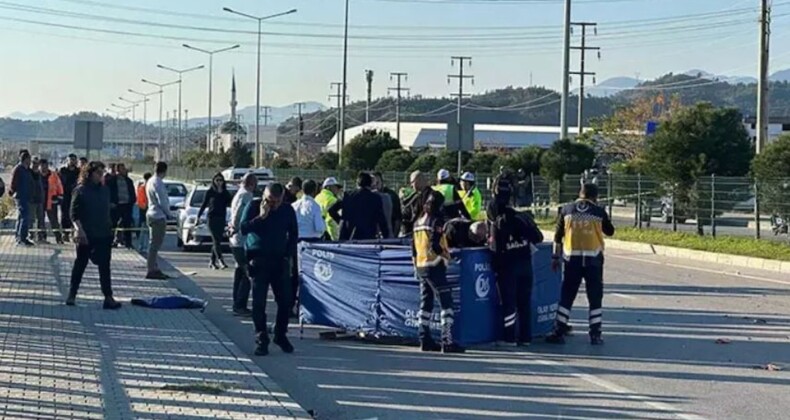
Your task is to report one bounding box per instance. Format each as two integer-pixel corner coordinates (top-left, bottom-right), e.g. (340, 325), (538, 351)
(299, 241), (560, 345)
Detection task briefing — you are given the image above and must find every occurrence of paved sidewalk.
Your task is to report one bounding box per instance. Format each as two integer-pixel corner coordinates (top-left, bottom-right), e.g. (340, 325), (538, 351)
(0, 236), (310, 419)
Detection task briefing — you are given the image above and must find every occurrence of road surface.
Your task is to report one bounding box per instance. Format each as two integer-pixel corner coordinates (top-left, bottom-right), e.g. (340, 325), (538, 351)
(156, 234), (790, 420)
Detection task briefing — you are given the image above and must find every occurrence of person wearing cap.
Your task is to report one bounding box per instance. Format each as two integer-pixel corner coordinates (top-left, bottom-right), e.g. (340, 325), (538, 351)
(546, 183), (615, 346)
(459, 172), (483, 221)
(316, 177), (342, 240)
(489, 176), (544, 346)
(432, 169), (471, 220)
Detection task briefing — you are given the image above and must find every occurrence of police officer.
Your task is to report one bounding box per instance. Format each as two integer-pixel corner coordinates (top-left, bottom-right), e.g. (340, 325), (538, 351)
(413, 192), (464, 354)
(547, 183), (615, 345)
(459, 172), (483, 221)
(433, 169), (471, 220)
(489, 178), (544, 346)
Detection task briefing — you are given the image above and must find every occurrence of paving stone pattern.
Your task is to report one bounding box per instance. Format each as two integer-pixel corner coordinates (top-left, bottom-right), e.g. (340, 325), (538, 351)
(0, 237), (309, 419)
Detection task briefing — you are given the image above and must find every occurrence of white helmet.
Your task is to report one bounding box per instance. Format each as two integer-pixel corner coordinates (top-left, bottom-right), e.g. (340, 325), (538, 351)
(460, 172), (475, 182)
(322, 177), (340, 188)
(437, 169), (451, 181)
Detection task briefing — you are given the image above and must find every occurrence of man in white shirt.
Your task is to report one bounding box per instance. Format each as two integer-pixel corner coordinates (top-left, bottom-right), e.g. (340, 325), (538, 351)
(290, 179), (325, 316)
(145, 162), (172, 280)
(229, 173), (257, 317)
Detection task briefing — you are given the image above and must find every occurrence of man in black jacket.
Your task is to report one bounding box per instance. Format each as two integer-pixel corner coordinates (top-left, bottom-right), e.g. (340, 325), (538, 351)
(109, 163), (136, 248)
(373, 172), (402, 236)
(490, 178), (544, 346)
(59, 154), (80, 242)
(329, 172), (390, 241)
(401, 171), (444, 237)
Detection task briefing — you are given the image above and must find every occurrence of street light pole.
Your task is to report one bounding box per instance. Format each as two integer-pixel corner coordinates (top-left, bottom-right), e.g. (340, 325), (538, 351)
(141, 79), (180, 161)
(118, 97), (148, 158)
(157, 64), (204, 161)
(128, 89), (159, 158)
(183, 43), (240, 152)
(111, 102), (136, 157)
(223, 6), (297, 167)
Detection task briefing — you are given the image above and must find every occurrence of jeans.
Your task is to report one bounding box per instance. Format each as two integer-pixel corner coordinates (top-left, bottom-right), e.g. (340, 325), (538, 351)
(70, 236), (114, 298)
(43, 207), (63, 243)
(14, 198), (31, 243)
(250, 255), (292, 344)
(207, 216), (226, 265)
(231, 247), (251, 310)
(147, 217), (167, 274)
(114, 203), (134, 247)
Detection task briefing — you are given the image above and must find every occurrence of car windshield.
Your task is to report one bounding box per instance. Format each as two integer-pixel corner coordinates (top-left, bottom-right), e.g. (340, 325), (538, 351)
(166, 183), (188, 197)
(190, 186), (239, 207)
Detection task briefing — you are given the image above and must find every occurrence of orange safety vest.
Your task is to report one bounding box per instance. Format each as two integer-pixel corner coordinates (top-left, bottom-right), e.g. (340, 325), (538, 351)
(136, 183), (148, 209)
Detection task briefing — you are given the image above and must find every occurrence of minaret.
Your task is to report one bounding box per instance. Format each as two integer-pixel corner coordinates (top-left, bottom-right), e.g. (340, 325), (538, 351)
(230, 70), (238, 124)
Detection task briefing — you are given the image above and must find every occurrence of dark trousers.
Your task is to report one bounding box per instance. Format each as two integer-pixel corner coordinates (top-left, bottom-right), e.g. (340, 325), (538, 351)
(556, 258), (604, 334)
(208, 216), (226, 265)
(14, 199), (31, 243)
(250, 255), (292, 344)
(417, 265), (455, 344)
(497, 262), (534, 343)
(43, 207), (63, 243)
(114, 203), (134, 247)
(70, 236), (114, 298)
(34, 202), (45, 240)
(231, 247), (251, 310)
(60, 195), (72, 239)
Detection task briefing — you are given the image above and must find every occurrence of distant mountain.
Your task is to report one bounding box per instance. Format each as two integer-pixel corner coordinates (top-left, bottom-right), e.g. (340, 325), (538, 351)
(683, 69), (757, 85)
(771, 69), (790, 82)
(587, 77), (640, 97)
(185, 102), (326, 128)
(5, 111), (59, 121)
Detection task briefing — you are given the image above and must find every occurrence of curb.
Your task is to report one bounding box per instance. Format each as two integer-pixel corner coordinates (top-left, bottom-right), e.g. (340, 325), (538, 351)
(539, 229), (790, 275)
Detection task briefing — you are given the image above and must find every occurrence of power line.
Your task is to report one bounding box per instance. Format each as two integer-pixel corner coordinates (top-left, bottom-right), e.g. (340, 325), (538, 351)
(448, 56), (473, 174)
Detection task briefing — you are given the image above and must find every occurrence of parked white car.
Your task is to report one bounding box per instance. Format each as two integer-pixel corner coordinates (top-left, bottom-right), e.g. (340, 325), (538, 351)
(165, 181), (188, 224)
(176, 184), (239, 251)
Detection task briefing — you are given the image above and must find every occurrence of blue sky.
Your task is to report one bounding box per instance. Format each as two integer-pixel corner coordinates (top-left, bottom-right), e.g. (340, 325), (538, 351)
(0, 0), (787, 118)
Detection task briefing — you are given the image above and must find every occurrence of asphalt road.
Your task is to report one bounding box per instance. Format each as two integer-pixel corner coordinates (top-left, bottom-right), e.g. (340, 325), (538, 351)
(155, 233), (790, 420)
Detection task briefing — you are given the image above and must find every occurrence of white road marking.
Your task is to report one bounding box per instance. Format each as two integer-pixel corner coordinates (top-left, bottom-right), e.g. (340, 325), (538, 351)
(533, 358), (707, 420)
(611, 293), (636, 300)
(610, 254), (790, 287)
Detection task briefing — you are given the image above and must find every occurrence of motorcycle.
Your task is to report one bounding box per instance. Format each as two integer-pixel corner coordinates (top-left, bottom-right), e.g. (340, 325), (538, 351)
(771, 214), (789, 237)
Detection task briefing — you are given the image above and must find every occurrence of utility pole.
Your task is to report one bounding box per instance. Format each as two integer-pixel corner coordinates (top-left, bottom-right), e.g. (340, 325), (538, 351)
(570, 22), (599, 135)
(560, 0), (572, 140)
(261, 106), (271, 126)
(365, 70), (374, 123)
(448, 56), (473, 175)
(388, 72), (409, 142)
(329, 82), (343, 157)
(295, 102), (305, 166)
(756, 0), (771, 155)
(340, 0), (350, 167)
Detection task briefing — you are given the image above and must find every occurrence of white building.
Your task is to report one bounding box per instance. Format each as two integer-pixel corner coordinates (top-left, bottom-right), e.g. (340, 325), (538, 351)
(743, 117), (790, 144)
(326, 122), (583, 152)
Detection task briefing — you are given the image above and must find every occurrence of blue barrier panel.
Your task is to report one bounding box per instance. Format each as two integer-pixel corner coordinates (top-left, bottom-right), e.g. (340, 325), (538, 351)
(299, 242), (380, 334)
(531, 244), (562, 336)
(456, 248), (500, 344)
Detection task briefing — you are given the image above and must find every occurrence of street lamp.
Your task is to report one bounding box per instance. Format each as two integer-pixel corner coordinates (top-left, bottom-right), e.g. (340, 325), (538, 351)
(106, 107), (128, 119)
(141, 78), (180, 161)
(128, 90), (157, 157)
(156, 64), (204, 161)
(183, 43), (240, 153)
(111, 102), (136, 156)
(223, 6), (297, 167)
(118, 97), (149, 158)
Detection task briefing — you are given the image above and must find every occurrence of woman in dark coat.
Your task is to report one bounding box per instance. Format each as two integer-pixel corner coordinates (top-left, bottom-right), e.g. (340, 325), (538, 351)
(198, 173), (233, 269)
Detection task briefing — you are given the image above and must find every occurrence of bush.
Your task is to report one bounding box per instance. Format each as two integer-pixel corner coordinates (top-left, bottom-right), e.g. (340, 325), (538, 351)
(465, 152), (500, 174)
(752, 134), (790, 215)
(432, 150), (470, 173)
(272, 158), (292, 169)
(539, 139), (595, 182)
(376, 149), (416, 172)
(341, 130), (401, 171)
(408, 154), (438, 173)
(313, 152), (339, 170)
(494, 146), (543, 176)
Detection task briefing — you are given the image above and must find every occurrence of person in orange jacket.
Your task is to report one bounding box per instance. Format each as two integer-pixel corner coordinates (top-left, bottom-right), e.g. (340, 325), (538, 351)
(136, 172), (152, 252)
(39, 159), (65, 244)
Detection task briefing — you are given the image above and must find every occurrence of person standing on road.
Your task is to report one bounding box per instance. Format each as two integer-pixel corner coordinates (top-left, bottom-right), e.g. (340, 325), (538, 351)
(489, 178), (544, 346)
(413, 192), (464, 353)
(67, 161), (122, 310)
(546, 183), (615, 346)
(229, 173), (257, 317)
(291, 179), (326, 316)
(459, 172), (483, 221)
(433, 169), (471, 220)
(402, 171), (444, 237)
(283, 177), (303, 206)
(329, 172), (390, 241)
(30, 157), (45, 243)
(9, 151), (35, 246)
(145, 162), (172, 280)
(374, 172), (402, 237)
(59, 154), (80, 243)
(316, 177), (342, 241)
(109, 163), (135, 248)
(198, 173), (233, 270)
(39, 159), (64, 244)
(241, 183), (299, 356)
(136, 173), (152, 253)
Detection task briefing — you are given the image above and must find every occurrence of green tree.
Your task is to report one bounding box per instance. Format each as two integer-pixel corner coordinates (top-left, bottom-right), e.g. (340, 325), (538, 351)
(341, 129), (401, 170)
(432, 150), (471, 174)
(272, 157), (292, 169)
(539, 139), (596, 182)
(408, 154), (438, 173)
(227, 142), (253, 168)
(376, 149), (416, 171)
(753, 134), (790, 215)
(494, 146), (543, 176)
(465, 151), (501, 174)
(313, 152), (339, 170)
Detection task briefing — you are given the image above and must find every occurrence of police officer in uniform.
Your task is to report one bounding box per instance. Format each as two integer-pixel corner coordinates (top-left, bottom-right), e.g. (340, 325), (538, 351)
(433, 169), (471, 220)
(489, 179), (544, 346)
(459, 172), (483, 221)
(413, 192), (464, 354)
(546, 183), (615, 345)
